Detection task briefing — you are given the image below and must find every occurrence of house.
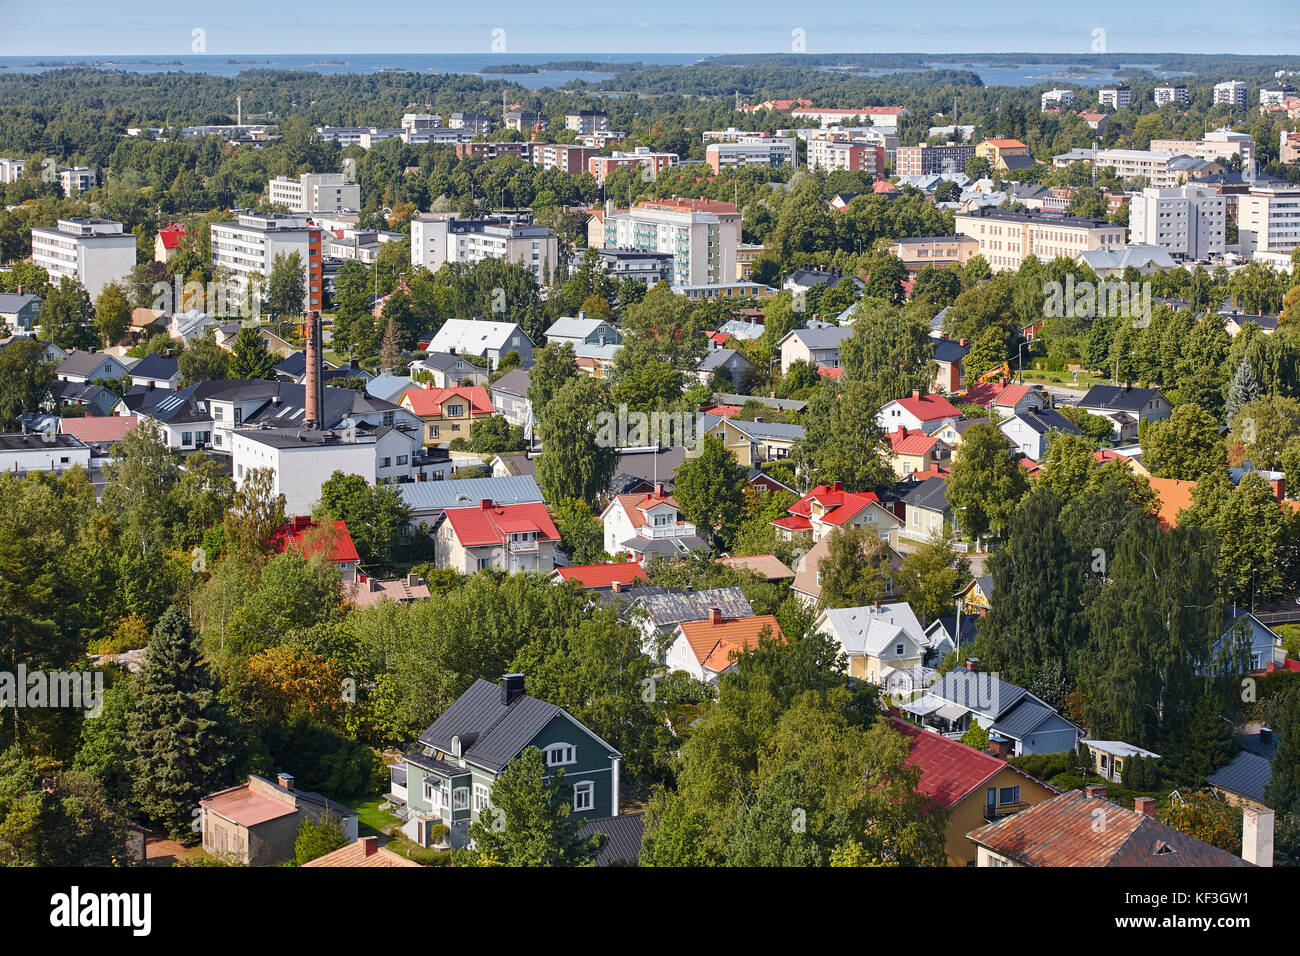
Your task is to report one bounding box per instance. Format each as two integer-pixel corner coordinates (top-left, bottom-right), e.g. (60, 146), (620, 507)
(0, 432), (92, 475)
(399, 475), (544, 532)
(50, 381), (126, 416)
(55, 350), (132, 385)
(814, 603), (935, 683)
(932, 336), (971, 393)
(433, 499), (560, 574)
(274, 517), (361, 582)
(877, 390), (963, 433)
(301, 835), (421, 867)
(957, 574), (994, 617)
(1000, 408), (1083, 459)
(426, 318), (534, 369)
(550, 562), (648, 593)
(365, 372), (414, 404)
(0, 292), (42, 335)
(777, 325), (855, 374)
(790, 532), (904, 609)
(898, 475), (958, 545)
(696, 349), (752, 390)
(575, 813), (646, 867)
(128, 352), (181, 391)
(910, 665), (1081, 755)
(1218, 607), (1286, 673)
(884, 425), (950, 477)
(931, 416), (987, 454)
(154, 222), (187, 263)
(715, 554), (794, 582)
(391, 675), (622, 847)
(489, 367), (533, 429)
(1224, 312), (1279, 337)
(782, 266), (864, 296)
(58, 414), (138, 450)
(967, 786), (1258, 867)
(600, 485), (706, 560)
(1082, 740), (1161, 784)
(544, 314), (622, 349)
(666, 608), (784, 684)
(626, 586), (754, 658)
(924, 615), (974, 661)
(400, 385), (495, 446)
(702, 416), (803, 466)
(346, 573), (431, 608)
(963, 381), (1049, 418)
(770, 481), (901, 545)
(199, 773), (358, 866)
(892, 716), (1057, 866)
(1208, 725), (1279, 810)
(1077, 384), (1172, 440)
(127, 307), (166, 343)
(1146, 475), (1197, 528)
(413, 351), (490, 388)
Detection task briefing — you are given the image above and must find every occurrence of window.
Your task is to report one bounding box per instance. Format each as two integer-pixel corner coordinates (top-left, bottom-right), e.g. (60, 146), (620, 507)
(214, 406), (224, 422)
(397, 455), (408, 465)
(545, 744), (576, 767)
(473, 783), (490, 811)
(895, 643), (905, 656)
(453, 787), (469, 811)
(383, 411), (395, 426)
(182, 431), (193, 445)
(234, 408), (243, 426)
(380, 457), (391, 468)
(476, 557), (493, 571)
(447, 404), (464, 417)
(573, 781), (594, 812)
(999, 786), (1021, 805)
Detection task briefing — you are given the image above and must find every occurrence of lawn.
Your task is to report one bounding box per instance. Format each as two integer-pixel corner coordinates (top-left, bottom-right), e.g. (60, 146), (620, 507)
(351, 795), (402, 837)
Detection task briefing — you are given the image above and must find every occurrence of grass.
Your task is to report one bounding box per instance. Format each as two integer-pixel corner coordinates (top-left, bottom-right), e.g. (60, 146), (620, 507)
(1019, 368), (1108, 389)
(351, 795), (402, 837)
(384, 834), (454, 866)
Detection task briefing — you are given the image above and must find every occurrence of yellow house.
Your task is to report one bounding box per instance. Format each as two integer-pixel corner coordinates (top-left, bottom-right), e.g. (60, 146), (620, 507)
(883, 425), (949, 478)
(703, 417), (801, 467)
(399, 385), (495, 446)
(975, 138), (1031, 173)
(813, 604), (927, 684)
(1082, 740), (1161, 786)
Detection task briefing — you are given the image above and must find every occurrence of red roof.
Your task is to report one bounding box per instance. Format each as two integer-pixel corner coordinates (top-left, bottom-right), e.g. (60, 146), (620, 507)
(700, 403), (743, 418)
(908, 464), (952, 481)
(886, 426), (941, 456)
(275, 518), (361, 564)
(442, 500), (559, 548)
(156, 223), (187, 250)
(605, 490), (680, 530)
(555, 562), (647, 589)
(201, 786), (297, 827)
(817, 366), (844, 380)
(770, 515), (813, 532)
(891, 392), (962, 423)
(786, 482), (882, 527)
(873, 179), (897, 193)
(891, 716), (1034, 810)
(705, 331), (734, 346)
(402, 385), (493, 417)
(58, 415), (138, 443)
(965, 381), (1032, 409)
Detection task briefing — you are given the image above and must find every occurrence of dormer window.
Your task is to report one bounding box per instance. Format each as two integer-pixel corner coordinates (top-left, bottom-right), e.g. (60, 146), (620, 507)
(545, 743), (575, 767)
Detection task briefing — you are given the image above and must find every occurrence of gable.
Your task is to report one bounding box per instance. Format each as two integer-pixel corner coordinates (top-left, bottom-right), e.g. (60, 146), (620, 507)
(518, 711), (622, 772)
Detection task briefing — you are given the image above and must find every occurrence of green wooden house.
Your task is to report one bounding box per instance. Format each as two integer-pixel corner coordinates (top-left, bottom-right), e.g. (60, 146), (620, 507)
(392, 674), (623, 848)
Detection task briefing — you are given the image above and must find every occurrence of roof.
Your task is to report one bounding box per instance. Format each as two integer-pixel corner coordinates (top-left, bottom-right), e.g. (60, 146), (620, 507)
(787, 482), (885, 527)
(886, 426), (943, 456)
(0, 292), (41, 312)
(1007, 408), (1084, 437)
(442, 500), (559, 548)
(982, 138), (1028, 149)
(634, 586), (753, 627)
(130, 352), (179, 381)
(402, 385), (493, 417)
(1146, 476), (1196, 529)
(490, 367), (531, 398)
(714, 393), (808, 413)
(929, 668), (1025, 719)
(156, 223), (186, 250)
(606, 489), (681, 530)
(554, 562), (647, 589)
(710, 417), (805, 442)
(347, 576), (431, 607)
(58, 415), (137, 443)
(417, 677), (617, 773)
(989, 698), (1061, 741)
(900, 474), (950, 513)
(889, 392), (963, 423)
(275, 518), (361, 564)
(58, 349), (124, 378)
(677, 614), (785, 672)
(1078, 245), (1177, 271)
(891, 717), (1038, 811)
(716, 554), (794, 581)
(783, 325), (854, 350)
(1083, 740), (1161, 759)
(545, 316), (614, 340)
(965, 381), (1035, 409)
(301, 837), (422, 867)
(967, 789), (1251, 867)
(698, 348), (750, 373)
(399, 476), (543, 515)
(200, 787), (298, 828)
(1079, 384), (1166, 413)
(818, 603), (928, 657)
(1206, 751), (1273, 804)
(575, 813), (645, 867)
(427, 318), (530, 355)
(932, 338), (971, 364)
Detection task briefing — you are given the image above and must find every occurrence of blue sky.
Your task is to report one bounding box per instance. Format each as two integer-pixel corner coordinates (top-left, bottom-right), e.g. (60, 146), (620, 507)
(1, 1), (1297, 56)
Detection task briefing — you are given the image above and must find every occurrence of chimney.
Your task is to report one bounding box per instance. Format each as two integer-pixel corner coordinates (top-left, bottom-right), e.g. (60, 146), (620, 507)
(479, 499), (494, 510)
(1134, 796), (1156, 817)
(369, 578), (381, 593)
(407, 572), (420, 588)
(277, 773), (295, 790)
(1260, 727), (1274, 745)
(831, 481), (843, 492)
(655, 482), (665, 497)
(611, 580), (622, 593)
(1243, 807), (1274, 867)
(874, 600), (881, 610)
(360, 835), (378, 856)
(912, 388), (921, 400)
(965, 657), (980, 672)
(304, 311), (323, 429)
(959, 338), (969, 347)
(1085, 784), (1107, 799)
(501, 673), (526, 706)
(709, 607), (723, 625)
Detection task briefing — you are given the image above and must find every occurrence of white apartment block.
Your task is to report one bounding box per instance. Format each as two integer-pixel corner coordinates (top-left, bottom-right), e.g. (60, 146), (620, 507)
(30, 218), (136, 298)
(595, 198), (740, 288)
(805, 137), (885, 176)
(209, 213), (323, 312)
(565, 110), (610, 135)
(797, 126), (898, 162)
(790, 107), (907, 128)
(1237, 184), (1300, 259)
(1153, 84), (1189, 106)
(1149, 128), (1255, 179)
(702, 127), (797, 144)
(1041, 89), (1075, 110)
(0, 158), (26, 183)
(1129, 185), (1226, 259)
(1098, 84), (1131, 110)
(1090, 149), (1205, 187)
(410, 214), (557, 283)
(316, 126), (404, 147)
(1215, 81), (1249, 109)
(448, 113), (493, 135)
(267, 172), (361, 213)
(952, 208), (1126, 273)
(1261, 84), (1297, 108)
(705, 141), (796, 171)
(401, 113), (442, 134)
(59, 166), (97, 194)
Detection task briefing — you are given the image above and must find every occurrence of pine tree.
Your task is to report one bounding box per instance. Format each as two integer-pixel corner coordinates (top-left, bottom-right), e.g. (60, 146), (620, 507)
(379, 317), (400, 373)
(127, 606), (236, 839)
(1176, 691), (1235, 785)
(228, 326), (277, 380)
(1224, 358), (1260, 422)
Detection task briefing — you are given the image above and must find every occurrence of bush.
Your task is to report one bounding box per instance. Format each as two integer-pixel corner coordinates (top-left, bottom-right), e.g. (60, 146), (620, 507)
(429, 823), (450, 846)
(961, 722), (990, 750)
(1123, 755), (1161, 791)
(1008, 750), (1079, 782)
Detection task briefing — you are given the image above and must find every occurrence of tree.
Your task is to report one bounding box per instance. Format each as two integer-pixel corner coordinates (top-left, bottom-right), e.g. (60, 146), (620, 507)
(946, 422), (1029, 542)
(897, 535), (971, 625)
(228, 325), (277, 380)
(526, 343), (579, 415)
(468, 414), (525, 454)
(671, 434), (747, 549)
(93, 282), (131, 347)
(40, 277), (97, 351)
(223, 466), (286, 563)
(379, 316), (401, 372)
(127, 606), (236, 839)
(536, 376), (616, 506)
(466, 746), (604, 866)
(964, 325), (1011, 378)
(178, 332), (229, 387)
(313, 471), (411, 568)
(294, 811), (348, 865)
(1176, 692), (1235, 786)
(1141, 403), (1224, 480)
(265, 252), (305, 323)
(0, 339), (55, 429)
(1224, 357), (1261, 422)
(550, 497), (605, 564)
(0, 749), (128, 866)
(1159, 791), (1242, 855)
(817, 527), (896, 609)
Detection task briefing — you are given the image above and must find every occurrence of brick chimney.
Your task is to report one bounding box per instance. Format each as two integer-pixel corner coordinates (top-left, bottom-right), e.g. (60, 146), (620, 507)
(1243, 806), (1274, 867)
(654, 482), (665, 497)
(709, 606), (723, 625)
(407, 572), (420, 588)
(831, 481), (843, 493)
(611, 580), (622, 593)
(360, 835), (378, 856)
(501, 673), (526, 706)
(479, 499), (494, 510)
(965, 657), (980, 672)
(304, 311), (323, 429)
(1085, 784), (1107, 799)
(912, 388), (922, 400)
(1134, 796), (1156, 817)
(277, 773), (295, 790)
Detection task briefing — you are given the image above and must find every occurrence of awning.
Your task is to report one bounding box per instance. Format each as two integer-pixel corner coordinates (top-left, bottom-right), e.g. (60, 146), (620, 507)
(935, 703), (971, 723)
(901, 694), (947, 717)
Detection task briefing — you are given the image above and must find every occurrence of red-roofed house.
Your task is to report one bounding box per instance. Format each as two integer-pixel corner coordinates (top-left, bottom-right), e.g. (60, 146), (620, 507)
(667, 608), (785, 683)
(770, 481), (901, 544)
(877, 390), (963, 433)
(550, 561), (648, 592)
(154, 223), (187, 264)
(963, 380), (1047, 416)
(435, 499), (560, 574)
(890, 716), (1057, 866)
(275, 517), (361, 582)
(399, 385), (495, 446)
(600, 485), (704, 559)
(58, 415), (138, 445)
(200, 772), (358, 866)
(885, 425), (951, 477)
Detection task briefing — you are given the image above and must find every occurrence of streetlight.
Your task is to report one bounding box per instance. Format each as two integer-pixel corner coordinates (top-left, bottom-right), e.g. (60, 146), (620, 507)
(1016, 339), (1035, 384)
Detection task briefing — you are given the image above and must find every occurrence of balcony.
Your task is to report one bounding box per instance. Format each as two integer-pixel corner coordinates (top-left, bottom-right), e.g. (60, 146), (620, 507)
(637, 522), (697, 539)
(984, 802), (1029, 823)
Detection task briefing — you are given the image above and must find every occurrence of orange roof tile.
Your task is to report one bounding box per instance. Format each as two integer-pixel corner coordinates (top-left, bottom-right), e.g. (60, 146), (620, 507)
(1146, 476), (1197, 528)
(678, 614), (785, 672)
(402, 385), (493, 418)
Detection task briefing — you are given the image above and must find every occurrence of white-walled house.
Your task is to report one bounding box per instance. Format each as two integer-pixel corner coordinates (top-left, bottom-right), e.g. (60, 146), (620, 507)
(56, 350), (133, 385)
(876, 391), (963, 433)
(0, 432), (91, 474)
(433, 499), (560, 574)
(599, 485), (706, 559)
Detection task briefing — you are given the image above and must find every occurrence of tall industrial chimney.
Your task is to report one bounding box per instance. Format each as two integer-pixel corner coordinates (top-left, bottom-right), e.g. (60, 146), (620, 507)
(237, 94), (243, 127)
(304, 311), (323, 429)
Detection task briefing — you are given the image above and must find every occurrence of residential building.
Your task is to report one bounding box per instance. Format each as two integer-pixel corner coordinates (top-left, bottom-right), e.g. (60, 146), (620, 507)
(58, 166), (96, 194)
(1150, 129), (1256, 179)
(909, 666), (1081, 755)
(884, 425), (949, 477)
(347, 573), (432, 609)
(1153, 83), (1189, 106)
(931, 335), (972, 392)
(624, 585), (753, 655)
(1283, 130), (1300, 165)
(550, 561), (648, 593)
(975, 138), (1031, 173)
(274, 517), (361, 582)
(999, 408), (1084, 460)
(895, 142), (975, 177)
(0, 432), (91, 475)
(705, 140), (796, 172)
(400, 384), (495, 445)
(0, 292), (42, 335)
(592, 198), (741, 288)
(433, 499), (559, 574)
(413, 350), (491, 388)
(1091, 148), (1215, 187)
(301, 835), (420, 867)
(769, 481), (900, 545)
(1215, 80), (1249, 109)
(30, 218), (136, 298)
(1208, 726), (1280, 810)
(877, 390), (963, 433)
(600, 485), (704, 560)
(0, 157), (26, 183)
(489, 367), (532, 428)
(814, 603), (936, 683)
(898, 474), (958, 545)
(1097, 83), (1131, 110)
(390, 675), (621, 847)
(154, 222), (187, 264)
(805, 137), (884, 176)
(200, 773), (357, 866)
(666, 609), (785, 684)
(267, 172), (360, 213)
(696, 348), (752, 390)
(1083, 740), (1162, 785)
(590, 248), (674, 287)
(588, 147), (678, 185)
(398, 475), (543, 533)
(128, 352), (181, 390)
(888, 235), (979, 272)
(503, 109), (548, 132)
(790, 106), (907, 128)
(777, 324), (854, 374)
(210, 213), (323, 312)
(410, 213), (557, 284)
(531, 143), (599, 175)
(1041, 89), (1075, 110)
(448, 112), (493, 134)
(454, 141), (532, 162)
(790, 532), (903, 608)
(1237, 183), (1300, 259)
(952, 207), (1126, 272)
(544, 314), (622, 350)
(55, 349), (132, 384)
(1261, 84), (1297, 108)
(424, 318), (535, 369)
(564, 110), (610, 135)
(401, 112), (442, 135)
(1077, 384), (1172, 439)
(1128, 184), (1227, 259)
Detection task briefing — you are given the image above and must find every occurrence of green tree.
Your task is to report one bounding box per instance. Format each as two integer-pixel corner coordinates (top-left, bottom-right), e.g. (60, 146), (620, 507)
(818, 527), (896, 610)
(265, 252), (305, 323)
(294, 811), (349, 864)
(897, 535), (971, 626)
(0, 749), (128, 866)
(93, 282), (131, 348)
(537, 376), (616, 506)
(0, 339), (55, 429)
(526, 343), (579, 415)
(946, 422), (1029, 542)
(313, 471), (411, 568)
(550, 497), (606, 565)
(178, 332), (229, 387)
(1142, 403), (1225, 480)
(671, 433), (747, 549)
(40, 277), (97, 351)
(228, 325), (277, 380)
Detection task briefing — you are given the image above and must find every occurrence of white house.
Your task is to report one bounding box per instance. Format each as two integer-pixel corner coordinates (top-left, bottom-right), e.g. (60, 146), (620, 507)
(599, 485), (705, 559)
(0, 432), (91, 475)
(55, 350), (133, 385)
(426, 319), (535, 369)
(876, 391), (964, 434)
(999, 408), (1084, 460)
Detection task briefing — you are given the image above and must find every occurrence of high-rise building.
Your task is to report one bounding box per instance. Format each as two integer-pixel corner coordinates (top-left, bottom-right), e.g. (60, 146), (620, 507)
(1153, 84), (1190, 106)
(564, 110), (610, 135)
(267, 173), (360, 213)
(1214, 81), (1249, 109)
(1041, 89), (1075, 110)
(1128, 185), (1227, 259)
(30, 218), (136, 298)
(591, 198), (740, 288)
(210, 213), (323, 312)
(705, 141), (796, 172)
(1237, 184), (1300, 259)
(895, 142), (975, 177)
(410, 213), (557, 283)
(1097, 84), (1131, 110)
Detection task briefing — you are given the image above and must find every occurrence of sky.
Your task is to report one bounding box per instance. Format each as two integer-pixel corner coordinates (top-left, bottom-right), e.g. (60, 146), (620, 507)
(0, 0), (1297, 57)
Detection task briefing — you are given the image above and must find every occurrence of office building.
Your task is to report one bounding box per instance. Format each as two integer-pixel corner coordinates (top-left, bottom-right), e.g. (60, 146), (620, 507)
(952, 208), (1126, 272)
(267, 172), (360, 213)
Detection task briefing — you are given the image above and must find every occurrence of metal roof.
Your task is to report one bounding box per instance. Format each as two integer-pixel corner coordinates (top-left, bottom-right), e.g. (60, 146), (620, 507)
(989, 698), (1059, 740)
(397, 476), (543, 514)
(576, 813), (646, 866)
(1207, 751), (1273, 804)
(634, 586), (753, 626)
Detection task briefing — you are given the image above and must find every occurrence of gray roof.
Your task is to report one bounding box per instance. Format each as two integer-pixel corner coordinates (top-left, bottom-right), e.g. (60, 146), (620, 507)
(366, 372), (414, 403)
(698, 349), (750, 372)
(398, 475), (543, 514)
(714, 393), (808, 413)
(929, 668), (1026, 720)
(130, 352), (179, 380)
(1206, 751), (1273, 804)
(990, 698), (1060, 740)
(0, 292), (41, 311)
(932, 338), (971, 363)
(58, 350), (126, 378)
(577, 813), (645, 866)
(618, 534), (708, 556)
(784, 325), (854, 350)
(1079, 384), (1167, 413)
(634, 586), (753, 627)
(1010, 408), (1084, 436)
(901, 475), (950, 512)
(545, 316), (615, 340)
(0, 432), (85, 452)
(490, 367), (531, 399)
(710, 417), (805, 442)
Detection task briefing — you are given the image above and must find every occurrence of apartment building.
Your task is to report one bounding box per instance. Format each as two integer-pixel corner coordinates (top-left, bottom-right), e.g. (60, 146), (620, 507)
(805, 137), (885, 176)
(702, 127), (796, 145)
(531, 143), (599, 175)
(454, 141), (533, 162)
(592, 198), (740, 288)
(403, 127), (474, 146)
(58, 166), (96, 194)
(592, 248), (674, 287)
(503, 110), (549, 132)
(705, 140), (796, 172)
(888, 235), (980, 272)
(1237, 184), (1300, 259)
(895, 142), (975, 177)
(1215, 81), (1249, 109)
(588, 147), (679, 185)
(1098, 83), (1131, 110)
(0, 157), (27, 183)
(1084, 149), (1211, 187)
(410, 213), (557, 283)
(315, 126), (403, 147)
(1153, 83), (1189, 106)
(30, 218), (136, 298)
(1261, 84), (1298, 108)
(1282, 130), (1300, 165)
(448, 112), (493, 135)
(209, 213), (323, 312)
(790, 106), (907, 128)
(952, 208), (1126, 272)
(564, 110), (611, 135)
(267, 172), (360, 213)
(1128, 185), (1226, 259)
(1149, 128), (1256, 179)
(1041, 89), (1075, 110)
(401, 113), (442, 135)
